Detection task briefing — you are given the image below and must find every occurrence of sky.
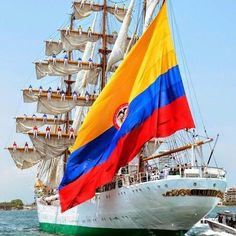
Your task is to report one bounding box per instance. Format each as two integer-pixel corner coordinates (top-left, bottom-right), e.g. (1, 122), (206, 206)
(0, 0), (236, 204)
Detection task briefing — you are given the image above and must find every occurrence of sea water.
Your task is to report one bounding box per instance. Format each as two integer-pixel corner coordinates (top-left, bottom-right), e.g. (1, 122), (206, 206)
(0, 207), (235, 236)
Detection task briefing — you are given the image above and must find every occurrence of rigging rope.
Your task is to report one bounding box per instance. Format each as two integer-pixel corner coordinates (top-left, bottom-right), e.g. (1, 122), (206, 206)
(169, 1), (208, 138)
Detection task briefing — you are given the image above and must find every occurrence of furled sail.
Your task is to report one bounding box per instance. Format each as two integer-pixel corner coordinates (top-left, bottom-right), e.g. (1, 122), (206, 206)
(60, 30), (126, 52)
(144, 0), (160, 31)
(60, 30), (99, 52)
(28, 133), (76, 159)
(35, 61), (52, 80)
(8, 147), (41, 169)
(45, 40), (85, 56)
(45, 40), (63, 56)
(37, 94), (95, 115)
(143, 139), (162, 157)
(16, 117), (71, 133)
(73, 1), (127, 22)
(106, 0), (135, 71)
(35, 59), (101, 80)
(23, 89), (58, 103)
(38, 156), (64, 189)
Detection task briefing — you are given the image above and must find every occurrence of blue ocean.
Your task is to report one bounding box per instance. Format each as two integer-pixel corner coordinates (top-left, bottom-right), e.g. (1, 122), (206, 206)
(0, 207), (235, 236)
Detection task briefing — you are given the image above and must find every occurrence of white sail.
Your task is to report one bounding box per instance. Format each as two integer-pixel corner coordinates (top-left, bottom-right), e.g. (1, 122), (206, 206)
(16, 117), (69, 133)
(106, 0), (135, 71)
(8, 148), (41, 169)
(23, 89), (58, 103)
(72, 13), (98, 131)
(61, 30), (124, 52)
(45, 40), (63, 56)
(23, 89), (41, 103)
(74, 15), (97, 89)
(45, 40), (85, 56)
(28, 133), (75, 159)
(143, 139), (162, 157)
(144, 0), (160, 31)
(37, 156), (64, 189)
(37, 94), (94, 115)
(35, 61), (53, 80)
(73, 1), (127, 22)
(61, 30), (99, 52)
(35, 59), (101, 80)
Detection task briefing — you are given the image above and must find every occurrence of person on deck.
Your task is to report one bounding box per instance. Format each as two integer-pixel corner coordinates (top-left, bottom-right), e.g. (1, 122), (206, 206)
(45, 126), (51, 139)
(56, 87), (60, 95)
(24, 142), (29, 152)
(88, 57), (93, 68)
(94, 90), (99, 99)
(72, 91), (77, 101)
(32, 114), (37, 121)
(57, 126), (62, 139)
(69, 126), (75, 139)
(78, 57), (82, 67)
(85, 91), (90, 101)
(163, 164), (170, 179)
(78, 25), (82, 35)
(65, 26), (70, 35)
(87, 27), (92, 37)
(29, 85), (33, 94)
(54, 115), (58, 123)
(64, 53), (69, 65)
(39, 85), (43, 95)
(52, 53), (56, 65)
(13, 141), (17, 151)
(47, 88), (52, 100)
(60, 90), (65, 101)
(42, 114), (47, 122)
(114, 3), (118, 13)
(33, 125), (38, 138)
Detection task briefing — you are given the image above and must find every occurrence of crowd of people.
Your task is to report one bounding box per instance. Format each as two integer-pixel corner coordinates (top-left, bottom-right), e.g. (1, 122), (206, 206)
(12, 124), (76, 150)
(28, 84), (98, 101)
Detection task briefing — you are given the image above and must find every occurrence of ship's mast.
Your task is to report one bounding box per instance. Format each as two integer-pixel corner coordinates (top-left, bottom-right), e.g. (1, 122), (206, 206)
(64, 13), (75, 169)
(101, 0), (108, 90)
(143, 0), (147, 22)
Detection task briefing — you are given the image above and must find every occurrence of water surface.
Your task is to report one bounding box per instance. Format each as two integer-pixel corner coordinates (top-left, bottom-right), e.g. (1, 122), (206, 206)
(0, 207), (235, 235)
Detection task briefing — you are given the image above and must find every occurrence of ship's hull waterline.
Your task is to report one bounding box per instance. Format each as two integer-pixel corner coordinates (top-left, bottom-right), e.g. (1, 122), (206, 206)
(37, 178), (226, 235)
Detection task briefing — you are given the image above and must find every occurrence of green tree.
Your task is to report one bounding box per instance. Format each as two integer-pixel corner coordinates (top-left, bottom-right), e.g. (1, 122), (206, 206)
(10, 199), (24, 209)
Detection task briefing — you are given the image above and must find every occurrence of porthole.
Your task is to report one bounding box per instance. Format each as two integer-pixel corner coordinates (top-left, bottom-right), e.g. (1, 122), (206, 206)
(193, 182), (197, 187)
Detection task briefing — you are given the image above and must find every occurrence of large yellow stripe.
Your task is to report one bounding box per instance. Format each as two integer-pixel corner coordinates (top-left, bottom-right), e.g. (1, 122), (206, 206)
(71, 2), (177, 152)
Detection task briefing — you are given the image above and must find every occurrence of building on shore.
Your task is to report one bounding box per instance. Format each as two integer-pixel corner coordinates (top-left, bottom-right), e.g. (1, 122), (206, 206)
(224, 187), (236, 205)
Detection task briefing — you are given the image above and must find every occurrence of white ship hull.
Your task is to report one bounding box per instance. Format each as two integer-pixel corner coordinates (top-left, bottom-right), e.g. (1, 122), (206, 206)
(37, 177), (226, 235)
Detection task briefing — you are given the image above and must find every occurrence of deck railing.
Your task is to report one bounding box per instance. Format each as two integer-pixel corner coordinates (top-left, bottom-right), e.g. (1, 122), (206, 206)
(114, 166), (226, 189)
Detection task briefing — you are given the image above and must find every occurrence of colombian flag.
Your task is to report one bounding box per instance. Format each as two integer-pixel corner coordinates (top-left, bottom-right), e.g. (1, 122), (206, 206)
(59, 2), (195, 212)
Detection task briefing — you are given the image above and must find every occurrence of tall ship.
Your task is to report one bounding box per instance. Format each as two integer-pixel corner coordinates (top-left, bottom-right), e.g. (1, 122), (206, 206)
(7, 0), (226, 235)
